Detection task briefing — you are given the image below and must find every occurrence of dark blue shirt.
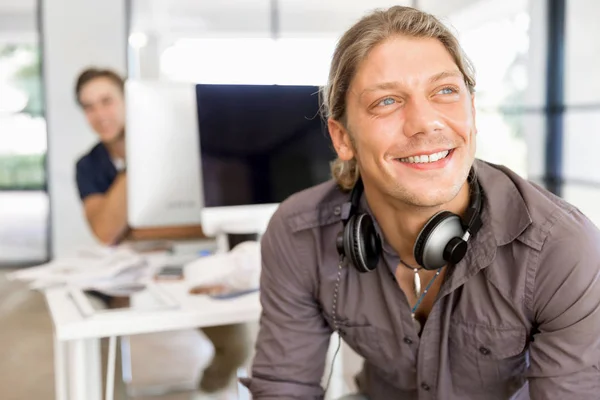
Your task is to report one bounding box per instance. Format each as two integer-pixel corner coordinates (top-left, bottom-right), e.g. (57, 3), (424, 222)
(75, 143), (122, 304)
(75, 142), (118, 200)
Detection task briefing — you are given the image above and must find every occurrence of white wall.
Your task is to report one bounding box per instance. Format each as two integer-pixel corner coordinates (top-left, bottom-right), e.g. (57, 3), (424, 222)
(41, 0), (127, 258)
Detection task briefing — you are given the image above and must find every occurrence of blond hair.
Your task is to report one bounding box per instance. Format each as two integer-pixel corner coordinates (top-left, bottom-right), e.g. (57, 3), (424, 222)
(322, 6), (476, 190)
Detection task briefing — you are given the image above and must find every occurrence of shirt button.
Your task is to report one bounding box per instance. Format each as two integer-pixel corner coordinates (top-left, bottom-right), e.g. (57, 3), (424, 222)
(421, 382), (430, 391)
(479, 346), (491, 355)
(403, 337), (413, 345)
(333, 206), (341, 215)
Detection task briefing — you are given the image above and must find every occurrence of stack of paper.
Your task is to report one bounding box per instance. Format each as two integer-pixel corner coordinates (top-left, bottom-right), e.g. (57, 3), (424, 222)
(7, 246), (153, 295)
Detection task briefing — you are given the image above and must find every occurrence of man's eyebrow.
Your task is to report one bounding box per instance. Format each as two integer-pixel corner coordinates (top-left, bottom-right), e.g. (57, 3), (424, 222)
(359, 81), (401, 98)
(428, 70), (463, 84)
(358, 70), (464, 98)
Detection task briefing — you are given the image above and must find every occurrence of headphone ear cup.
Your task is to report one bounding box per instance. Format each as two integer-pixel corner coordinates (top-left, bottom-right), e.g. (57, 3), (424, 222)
(345, 213), (381, 273)
(414, 211), (464, 270)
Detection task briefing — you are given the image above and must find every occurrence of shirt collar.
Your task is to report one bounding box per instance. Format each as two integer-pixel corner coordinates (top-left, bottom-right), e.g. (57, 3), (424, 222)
(474, 159), (533, 245)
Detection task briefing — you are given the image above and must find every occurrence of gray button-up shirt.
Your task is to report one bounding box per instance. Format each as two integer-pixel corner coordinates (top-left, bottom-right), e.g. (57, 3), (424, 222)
(241, 160), (600, 399)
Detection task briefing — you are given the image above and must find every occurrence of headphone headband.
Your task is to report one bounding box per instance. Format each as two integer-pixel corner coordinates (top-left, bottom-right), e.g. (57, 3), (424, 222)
(350, 177), (363, 209)
(340, 177), (364, 223)
(464, 169), (483, 236)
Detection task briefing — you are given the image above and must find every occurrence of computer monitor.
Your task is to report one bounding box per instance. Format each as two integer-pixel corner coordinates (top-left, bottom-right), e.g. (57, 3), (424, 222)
(125, 80), (204, 229)
(197, 83), (336, 237)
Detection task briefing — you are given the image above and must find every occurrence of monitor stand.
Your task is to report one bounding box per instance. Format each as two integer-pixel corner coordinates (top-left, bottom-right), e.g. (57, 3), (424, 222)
(216, 232), (260, 253)
(226, 232), (258, 250)
(214, 221), (263, 253)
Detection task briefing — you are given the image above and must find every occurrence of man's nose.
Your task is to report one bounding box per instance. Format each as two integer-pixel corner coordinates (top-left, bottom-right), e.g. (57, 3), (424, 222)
(402, 97), (444, 138)
(95, 106), (111, 121)
(88, 109), (100, 122)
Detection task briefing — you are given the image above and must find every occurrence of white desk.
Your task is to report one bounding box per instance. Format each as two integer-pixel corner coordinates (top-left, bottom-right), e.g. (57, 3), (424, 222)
(45, 281), (261, 400)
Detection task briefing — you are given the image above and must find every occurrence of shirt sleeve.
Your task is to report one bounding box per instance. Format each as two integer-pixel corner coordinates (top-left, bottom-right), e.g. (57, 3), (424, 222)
(240, 207), (333, 399)
(75, 158), (102, 200)
(527, 210), (600, 399)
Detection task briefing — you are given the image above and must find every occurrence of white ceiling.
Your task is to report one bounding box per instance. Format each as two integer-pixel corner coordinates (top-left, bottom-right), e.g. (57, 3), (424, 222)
(129, 0), (484, 39)
(0, 0), (35, 13)
(0, 0), (519, 44)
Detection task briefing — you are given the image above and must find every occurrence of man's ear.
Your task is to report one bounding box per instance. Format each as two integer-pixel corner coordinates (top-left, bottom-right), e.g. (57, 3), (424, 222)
(328, 118), (355, 161)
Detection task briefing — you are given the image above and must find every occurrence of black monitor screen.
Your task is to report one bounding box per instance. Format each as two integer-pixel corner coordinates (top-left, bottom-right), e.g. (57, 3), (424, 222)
(196, 84), (336, 208)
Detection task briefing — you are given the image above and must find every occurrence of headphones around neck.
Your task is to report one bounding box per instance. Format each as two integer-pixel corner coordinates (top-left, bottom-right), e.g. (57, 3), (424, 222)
(335, 170), (483, 272)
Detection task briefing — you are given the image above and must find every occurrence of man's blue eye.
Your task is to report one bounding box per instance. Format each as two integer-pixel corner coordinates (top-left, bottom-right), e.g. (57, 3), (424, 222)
(379, 98), (396, 106)
(439, 87), (456, 95)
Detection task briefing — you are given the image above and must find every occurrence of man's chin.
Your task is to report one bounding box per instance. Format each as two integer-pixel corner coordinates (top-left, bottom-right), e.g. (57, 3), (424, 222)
(100, 131), (124, 144)
(388, 180), (463, 209)
(410, 193), (457, 209)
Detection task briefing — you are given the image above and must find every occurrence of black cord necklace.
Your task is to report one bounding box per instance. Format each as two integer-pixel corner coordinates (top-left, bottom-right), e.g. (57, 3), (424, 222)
(399, 259), (423, 298)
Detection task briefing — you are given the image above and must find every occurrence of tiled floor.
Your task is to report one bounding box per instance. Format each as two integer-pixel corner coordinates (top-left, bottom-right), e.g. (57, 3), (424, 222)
(0, 270), (55, 400)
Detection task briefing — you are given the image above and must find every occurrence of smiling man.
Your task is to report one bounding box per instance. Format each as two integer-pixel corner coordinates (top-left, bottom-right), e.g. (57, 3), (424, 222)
(242, 6), (600, 400)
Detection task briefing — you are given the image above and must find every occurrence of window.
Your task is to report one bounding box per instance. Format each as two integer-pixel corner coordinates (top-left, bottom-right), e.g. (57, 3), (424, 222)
(438, 0), (538, 179)
(0, 28), (49, 264)
(561, 0), (600, 227)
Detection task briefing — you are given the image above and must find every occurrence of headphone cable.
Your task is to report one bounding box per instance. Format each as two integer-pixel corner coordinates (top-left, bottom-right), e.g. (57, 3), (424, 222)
(324, 256), (345, 396)
(323, 332), (342, 394)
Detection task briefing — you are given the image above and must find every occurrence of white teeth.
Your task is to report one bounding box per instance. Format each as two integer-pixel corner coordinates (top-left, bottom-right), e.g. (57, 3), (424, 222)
(399, 150), (449, 164)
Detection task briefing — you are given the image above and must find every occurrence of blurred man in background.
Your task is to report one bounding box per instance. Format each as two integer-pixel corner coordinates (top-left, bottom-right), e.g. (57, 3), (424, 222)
(74, 68), (251, 395)
(74, 68), (128, 245)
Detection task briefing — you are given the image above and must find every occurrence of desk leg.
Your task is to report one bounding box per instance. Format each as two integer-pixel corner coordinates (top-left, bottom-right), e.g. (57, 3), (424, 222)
(67, 339), (102, 400)
(54, 335), (68, 400)
(86, 338), (102, 400)
(105, 336), (117, 400)
(120, 335), (132, 385)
